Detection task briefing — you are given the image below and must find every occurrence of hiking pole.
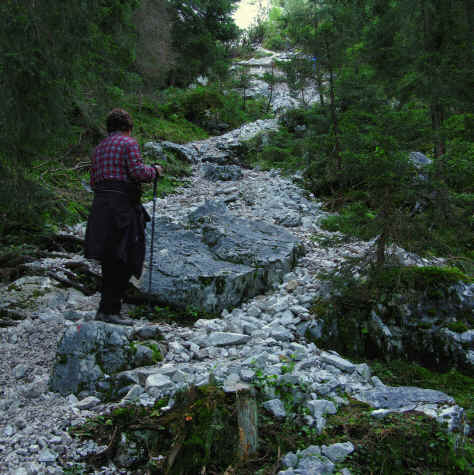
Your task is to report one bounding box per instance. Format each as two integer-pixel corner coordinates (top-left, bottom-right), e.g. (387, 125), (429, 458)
(148, 168), (159, 310)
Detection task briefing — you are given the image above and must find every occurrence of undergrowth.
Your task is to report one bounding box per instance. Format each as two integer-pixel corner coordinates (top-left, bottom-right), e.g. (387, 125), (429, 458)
(241, 127), (307, 174)
(67, 379), (473, 474)
(322, 399), (472, 474)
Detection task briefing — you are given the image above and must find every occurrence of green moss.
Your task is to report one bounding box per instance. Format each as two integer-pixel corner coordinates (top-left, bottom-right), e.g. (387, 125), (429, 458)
(129, 341), (138, 356)
(143, 342), (163, 363)
(68, 381), (472, 474)
(377, 266), (472, 294)
(7, 283), (21, 292)
(418, 321), (433, 330)
(447, 321), (470, 333)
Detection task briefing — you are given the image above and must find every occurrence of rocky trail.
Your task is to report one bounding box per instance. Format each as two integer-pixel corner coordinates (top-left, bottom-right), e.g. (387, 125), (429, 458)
(0, 51), (471, 475)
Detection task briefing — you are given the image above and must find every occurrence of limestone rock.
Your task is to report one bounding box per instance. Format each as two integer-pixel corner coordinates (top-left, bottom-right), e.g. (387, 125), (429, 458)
(205, 332), (251, 347)
(355, 386), (454, 409)
(322, 442), (354, 463)
(263, 399), (286, 419)
(49, 322), (135, 396)
(141, 201), (303, 313)
(203, 163), (243, 182)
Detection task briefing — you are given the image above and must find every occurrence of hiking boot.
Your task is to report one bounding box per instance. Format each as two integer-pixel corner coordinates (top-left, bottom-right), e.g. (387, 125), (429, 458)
(95, 312), (135, 326)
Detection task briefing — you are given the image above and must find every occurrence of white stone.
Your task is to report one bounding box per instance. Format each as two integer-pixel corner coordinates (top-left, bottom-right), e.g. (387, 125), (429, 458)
(145, 374), (175, 392)
(321, 352), (356, 373)
(38, 448), (57, 463)
(322, 442), (354, 462)
(75, 396), (101, 410)
(263, 399), (286, 419)
(306, 399), (337, 418)
(205, 332), (250, 347)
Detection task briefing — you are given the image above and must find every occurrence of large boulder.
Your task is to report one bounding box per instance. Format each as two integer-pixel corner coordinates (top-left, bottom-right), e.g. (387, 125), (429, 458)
(203, 163), (243, 182)
(49, 322), (165, 397)
(140, 201), (304, 313)
(144, 141), (198, 163)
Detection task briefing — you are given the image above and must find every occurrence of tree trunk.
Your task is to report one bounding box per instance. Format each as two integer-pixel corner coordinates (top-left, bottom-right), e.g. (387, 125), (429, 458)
(315, 69), (325, 107)
(325, 39), (341, 170)
(431, 101), (446, 158)
(376, 230), (386, 268)
(266, 63), (274, 113)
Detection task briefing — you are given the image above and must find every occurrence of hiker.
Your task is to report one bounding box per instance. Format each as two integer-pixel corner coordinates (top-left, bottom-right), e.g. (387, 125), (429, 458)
(85, 108), (163, 325)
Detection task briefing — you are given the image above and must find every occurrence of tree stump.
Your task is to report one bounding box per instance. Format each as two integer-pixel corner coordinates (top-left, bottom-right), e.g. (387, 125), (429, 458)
(236, 388), (258, 460)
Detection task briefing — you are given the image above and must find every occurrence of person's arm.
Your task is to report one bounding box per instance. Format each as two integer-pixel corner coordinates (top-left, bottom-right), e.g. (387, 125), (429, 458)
(125, 138), (157, 183)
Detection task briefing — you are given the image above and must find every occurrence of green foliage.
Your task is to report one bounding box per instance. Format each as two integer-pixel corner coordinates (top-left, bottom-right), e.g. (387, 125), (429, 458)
(69, 385), (240, 473)
(0, 156), (91, 243)
(167, 0), (239, 86)
(241, 127), (306, 173)
(322, 399), (471, 474)
(62, 464), (85, 475)
(0, 0), (140, 158)
(0, 0), (242, 245)
(439, 113), (474, 193)
(68, 378), (472, 474)
(156, 84), (270, 133)
(321, 203), (379, 241)
(265, 0), (472, 264)
(261, 6), (287, 51)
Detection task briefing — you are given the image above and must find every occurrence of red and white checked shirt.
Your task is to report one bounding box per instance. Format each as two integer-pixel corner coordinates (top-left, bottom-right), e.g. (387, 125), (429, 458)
(90, 132), (156, 187)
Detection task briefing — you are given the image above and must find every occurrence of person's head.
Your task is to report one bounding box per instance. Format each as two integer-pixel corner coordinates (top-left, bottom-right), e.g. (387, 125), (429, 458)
(106, 108), (133, 134)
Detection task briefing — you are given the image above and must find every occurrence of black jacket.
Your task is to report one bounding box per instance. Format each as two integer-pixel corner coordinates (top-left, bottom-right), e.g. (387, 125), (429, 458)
(85, 181), (150, 278)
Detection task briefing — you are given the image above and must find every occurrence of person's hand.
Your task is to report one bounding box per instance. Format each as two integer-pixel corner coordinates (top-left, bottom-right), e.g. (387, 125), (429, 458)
(153, 164), (164, 177)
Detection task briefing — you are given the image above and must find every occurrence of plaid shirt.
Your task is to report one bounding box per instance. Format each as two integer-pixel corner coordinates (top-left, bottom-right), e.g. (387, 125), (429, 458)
(90, 132), (156, 187)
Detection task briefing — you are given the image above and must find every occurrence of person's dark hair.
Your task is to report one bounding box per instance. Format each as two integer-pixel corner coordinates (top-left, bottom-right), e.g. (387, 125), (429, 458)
(106, 108), (133, 133)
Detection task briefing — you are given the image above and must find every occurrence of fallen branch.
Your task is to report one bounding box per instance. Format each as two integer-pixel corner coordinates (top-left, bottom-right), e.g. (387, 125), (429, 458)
(0, 308), (29, 327)
(87, 426), (119, 466)
(46, 271), (94, 295)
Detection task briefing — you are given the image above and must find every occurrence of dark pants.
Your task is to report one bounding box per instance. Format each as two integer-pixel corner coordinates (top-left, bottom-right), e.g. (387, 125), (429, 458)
(86, 181), (148, 316)
(99, 258), (133, 315)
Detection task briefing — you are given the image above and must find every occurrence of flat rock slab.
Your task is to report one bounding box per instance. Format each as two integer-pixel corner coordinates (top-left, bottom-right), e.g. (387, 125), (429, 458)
(140, 201), (303, 313)
(354, 386), (454, 410)
(205, 332), (250, 347)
